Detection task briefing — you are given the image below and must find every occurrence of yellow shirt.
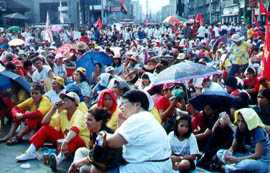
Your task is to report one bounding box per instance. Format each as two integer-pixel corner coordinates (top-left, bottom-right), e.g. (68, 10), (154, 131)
(49, 108), (90, 147)
(150, 106), (162, 123)
(78, 102), (88, 113)
(231, 42), (249, 65)
(106, 108), (120, 131)
(17, 96), (52, 115)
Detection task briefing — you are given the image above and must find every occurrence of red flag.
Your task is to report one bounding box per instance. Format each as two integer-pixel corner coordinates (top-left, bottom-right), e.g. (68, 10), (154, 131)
(195, 13), (204, 26)
(260, 0), (268, 15)
(262, 16), (270, 80)
(120, 0), (128, 14)
(95, 17), (103, 31)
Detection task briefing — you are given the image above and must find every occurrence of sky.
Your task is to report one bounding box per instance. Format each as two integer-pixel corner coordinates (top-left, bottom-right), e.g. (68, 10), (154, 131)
(137, 0), (169, 14)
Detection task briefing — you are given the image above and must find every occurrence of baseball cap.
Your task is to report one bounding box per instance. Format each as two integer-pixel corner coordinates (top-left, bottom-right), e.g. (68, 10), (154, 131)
(60, 92), (80, 105)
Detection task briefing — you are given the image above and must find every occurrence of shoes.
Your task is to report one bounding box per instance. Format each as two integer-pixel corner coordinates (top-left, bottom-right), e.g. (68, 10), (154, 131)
(16, 152), (36, 162)
(49, 153), (58, 172)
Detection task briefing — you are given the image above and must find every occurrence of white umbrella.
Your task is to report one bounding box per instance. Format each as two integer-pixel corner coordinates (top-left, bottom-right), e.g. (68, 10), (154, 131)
(8, 39), (25, 46)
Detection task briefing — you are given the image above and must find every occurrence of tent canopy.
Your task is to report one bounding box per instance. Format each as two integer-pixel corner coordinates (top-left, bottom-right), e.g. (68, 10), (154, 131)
(4, 13), (28, 20)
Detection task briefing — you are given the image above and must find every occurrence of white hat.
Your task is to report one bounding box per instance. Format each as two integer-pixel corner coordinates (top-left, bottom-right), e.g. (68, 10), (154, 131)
(231, 33), (244, 42)
(105, 66), (115, 73)
(60, 92), (80, 105)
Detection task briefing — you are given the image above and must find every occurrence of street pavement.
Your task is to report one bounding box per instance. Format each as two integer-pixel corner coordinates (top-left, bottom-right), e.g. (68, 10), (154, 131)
(0, 126), (70, 173)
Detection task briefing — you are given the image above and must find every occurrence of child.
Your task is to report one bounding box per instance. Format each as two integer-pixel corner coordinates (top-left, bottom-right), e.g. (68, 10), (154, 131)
(168, 115), (200, 173)
(216, 108), (270, 173)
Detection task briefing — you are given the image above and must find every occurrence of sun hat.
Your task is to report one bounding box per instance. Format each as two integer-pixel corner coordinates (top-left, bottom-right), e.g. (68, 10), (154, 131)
(53, 76), (65, 87)
(231, 33), (244, 42)
(60, 92), (80, 105)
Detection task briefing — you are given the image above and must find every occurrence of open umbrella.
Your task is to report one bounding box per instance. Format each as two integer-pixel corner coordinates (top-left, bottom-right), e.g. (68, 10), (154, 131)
(7, 26), (21, 33)
(76, 51), (113, 77)
(189, 90), (235, 111)
(153, 60), (220, 86)
(8, 38), (25, 46)
(4, 13), (28, 20)
(56, 43), (74, 55)
(51, 25), (64, 32)
(163, 16), (182, 25)
(0, 70), (31, 93)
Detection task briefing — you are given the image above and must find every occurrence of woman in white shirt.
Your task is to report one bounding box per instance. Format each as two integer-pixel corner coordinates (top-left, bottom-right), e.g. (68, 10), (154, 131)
(92, 90), (173, 173)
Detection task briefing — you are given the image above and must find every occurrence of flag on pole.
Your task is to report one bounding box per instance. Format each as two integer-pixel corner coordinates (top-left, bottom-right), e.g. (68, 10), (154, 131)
(44, 11), (53, 43)
(45, 11), (50, 29)
(95, 17), (103, 31)
(120, 0), (128, 14)
(262, 15), (270, 80)
(195, 13), (204, 26)
(260, 0), (268, 15)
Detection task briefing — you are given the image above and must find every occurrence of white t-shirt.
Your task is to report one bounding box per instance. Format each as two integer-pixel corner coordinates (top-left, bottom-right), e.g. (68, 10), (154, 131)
(168, 132), (199, 157)
(32, 65), (52, 83)
(116, 111), (173, 173)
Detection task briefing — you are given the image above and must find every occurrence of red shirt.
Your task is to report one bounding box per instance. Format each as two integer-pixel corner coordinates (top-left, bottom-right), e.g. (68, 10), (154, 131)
(191, 111), (206, 132)
(155, 96), (170, 111)
(243, 77), (260, 93)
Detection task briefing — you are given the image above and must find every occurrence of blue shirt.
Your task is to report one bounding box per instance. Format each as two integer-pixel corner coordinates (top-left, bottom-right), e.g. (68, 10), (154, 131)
(235, 127), (270, 162)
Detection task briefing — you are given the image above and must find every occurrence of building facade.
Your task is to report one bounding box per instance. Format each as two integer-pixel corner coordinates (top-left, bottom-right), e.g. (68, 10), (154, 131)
(181, 0), (270, 24)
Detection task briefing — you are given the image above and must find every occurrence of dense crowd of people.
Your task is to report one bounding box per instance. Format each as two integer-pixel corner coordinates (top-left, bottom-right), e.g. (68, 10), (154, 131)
(0, 21), (270, 173)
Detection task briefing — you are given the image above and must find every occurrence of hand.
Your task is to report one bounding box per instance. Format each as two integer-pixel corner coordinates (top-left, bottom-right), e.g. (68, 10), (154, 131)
(68, 162), (77, 173)
(16, 113), (24, 120)
(224, 155), (240, 164)
(68, 161), (81, 173)
(60, 141), (69, 154)
(95, 131), (107, 147)
(54, 101), (64, 109)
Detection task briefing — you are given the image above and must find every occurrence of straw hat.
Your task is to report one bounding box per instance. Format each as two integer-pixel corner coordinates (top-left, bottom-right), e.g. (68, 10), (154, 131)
(76, 41), (88, 51)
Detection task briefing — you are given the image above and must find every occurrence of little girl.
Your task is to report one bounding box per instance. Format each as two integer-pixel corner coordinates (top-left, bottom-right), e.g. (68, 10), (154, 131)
(168, 115), (200, 173)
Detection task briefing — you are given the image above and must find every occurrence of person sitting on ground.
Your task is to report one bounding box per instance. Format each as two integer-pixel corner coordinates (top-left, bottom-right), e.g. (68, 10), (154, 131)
(68, 107), (113, 173)
(90, 89), (172, 173)
(243, 67), (259, 103)
(169, 115), (200, 173)
(73, 67), (91, 105)
(94, 89), (120, 131)
(16, 92), (90, 172)
(44, 76), (65, 104)
(0, 84), (52, 144)
(216, 108), (270, 173)
(254, 89), (270, 126)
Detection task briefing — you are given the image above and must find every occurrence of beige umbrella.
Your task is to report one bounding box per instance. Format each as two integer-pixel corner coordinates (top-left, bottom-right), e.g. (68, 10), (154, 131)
(8, 39), (25, 46)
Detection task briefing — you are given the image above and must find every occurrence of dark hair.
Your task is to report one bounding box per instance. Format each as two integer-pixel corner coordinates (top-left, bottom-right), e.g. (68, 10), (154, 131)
(32, 56), (43, 63)
(89, 107), (110, 125)
(174, 115), (192, 139)
(31, 83), (45, 94)
(122, 89), (149, 110)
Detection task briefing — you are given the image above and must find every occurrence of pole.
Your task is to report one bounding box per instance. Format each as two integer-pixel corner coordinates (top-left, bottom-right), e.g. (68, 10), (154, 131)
(209, 0), (212, 24)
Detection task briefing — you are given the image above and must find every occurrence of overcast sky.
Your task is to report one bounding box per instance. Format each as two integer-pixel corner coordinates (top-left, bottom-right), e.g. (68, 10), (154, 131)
(137, 0), (169, 14)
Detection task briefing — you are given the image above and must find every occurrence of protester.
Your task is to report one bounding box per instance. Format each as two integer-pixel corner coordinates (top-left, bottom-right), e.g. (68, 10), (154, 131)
(92, 90), (172, 173)
(68, 107), (113, 173)
(169, 115), (200, 172)
(16, 92), (89, 172)
(0, 84), (52, 144)
(216, 108), (270, 173)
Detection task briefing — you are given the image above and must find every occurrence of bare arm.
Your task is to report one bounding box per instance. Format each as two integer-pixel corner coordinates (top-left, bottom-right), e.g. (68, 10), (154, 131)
(195, 128), (212, 141)
(159, 99), (177, 122)
(237, 142), (264, 160)
(105, 133), (127, 148)
(41, 104), (57, 124)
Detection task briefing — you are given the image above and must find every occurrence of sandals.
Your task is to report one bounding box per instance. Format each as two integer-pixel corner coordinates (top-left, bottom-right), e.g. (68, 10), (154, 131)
(6, 136), (21, 145)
